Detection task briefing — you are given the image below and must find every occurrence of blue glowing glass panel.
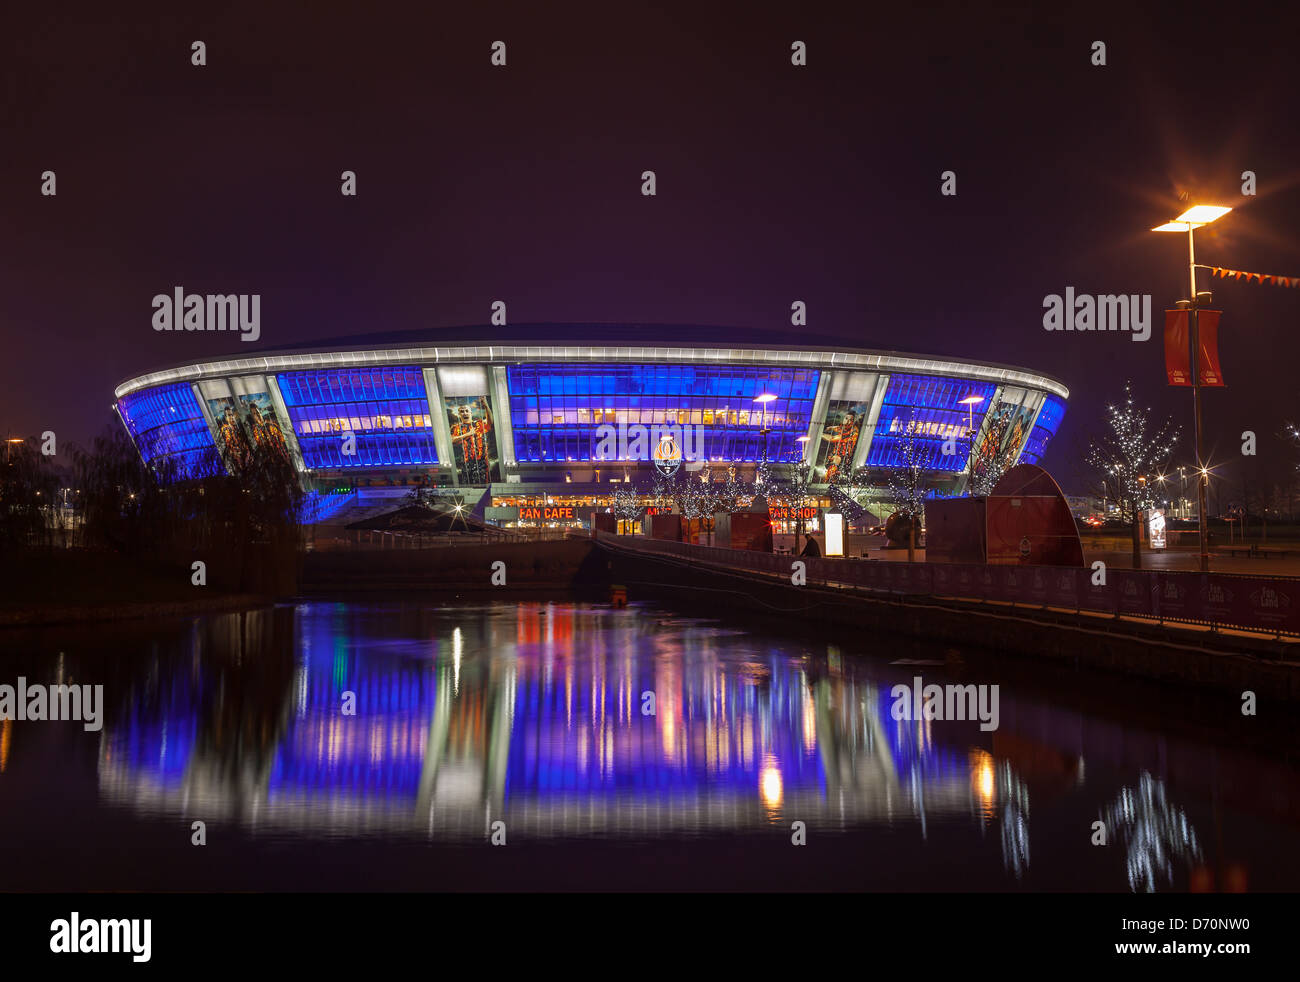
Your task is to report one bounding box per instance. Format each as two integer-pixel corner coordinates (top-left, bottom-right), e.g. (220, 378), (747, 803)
(276, 367), (439, 469)
(1019, 394), (1067, 464)
(866, 374), (999, 470)
(505, 363), (820, 463)
(117, 382), (223, 480)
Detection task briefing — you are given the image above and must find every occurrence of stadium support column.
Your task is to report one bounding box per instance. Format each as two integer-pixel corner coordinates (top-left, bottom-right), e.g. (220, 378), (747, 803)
(263, 376), (308, 479)
(803, 372), (833, 468)
(191, 383), (224, 457)
(1012, 391), (1046, 467)
(490, 366), (517, 480)
(422, 368), (455, 486)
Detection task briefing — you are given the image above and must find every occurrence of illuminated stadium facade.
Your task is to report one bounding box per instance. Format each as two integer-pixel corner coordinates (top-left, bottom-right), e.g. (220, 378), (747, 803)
(113, 326), (1068, 523)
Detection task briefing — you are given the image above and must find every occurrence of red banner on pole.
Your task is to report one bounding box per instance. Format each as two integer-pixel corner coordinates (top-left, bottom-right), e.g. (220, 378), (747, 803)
(1197, 310), (1224, 386)
(1164, 309), (1191, 385)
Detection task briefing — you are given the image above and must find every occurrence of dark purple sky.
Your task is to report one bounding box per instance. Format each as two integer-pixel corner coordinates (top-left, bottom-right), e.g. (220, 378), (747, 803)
(3, 1), (1298, 496)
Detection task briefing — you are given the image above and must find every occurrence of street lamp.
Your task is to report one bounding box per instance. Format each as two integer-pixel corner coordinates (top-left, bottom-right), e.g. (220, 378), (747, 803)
(1152, 204), (1232, 571)
(754, 393), (777, 470)
(958, 395), (984, 433)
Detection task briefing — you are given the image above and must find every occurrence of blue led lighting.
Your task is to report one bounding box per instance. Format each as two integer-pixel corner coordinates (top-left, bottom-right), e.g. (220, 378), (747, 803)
(276, 367), (439, 468)
(506, 363), (820, 463)
(866, 374), (999, 470)
(117, 382), (224, 480)
(1020, 394), (1067, 464)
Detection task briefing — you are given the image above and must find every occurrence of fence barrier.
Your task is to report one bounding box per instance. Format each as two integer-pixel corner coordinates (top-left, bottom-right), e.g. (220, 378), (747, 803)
(594, 531), (1300, 638)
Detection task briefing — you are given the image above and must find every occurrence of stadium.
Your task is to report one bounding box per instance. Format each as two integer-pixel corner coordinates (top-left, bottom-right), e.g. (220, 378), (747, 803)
(112, 325), (1069, 531)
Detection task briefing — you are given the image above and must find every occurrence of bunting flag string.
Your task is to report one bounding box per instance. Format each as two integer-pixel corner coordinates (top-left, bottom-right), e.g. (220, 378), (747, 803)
(1196, 264), (1300, 288)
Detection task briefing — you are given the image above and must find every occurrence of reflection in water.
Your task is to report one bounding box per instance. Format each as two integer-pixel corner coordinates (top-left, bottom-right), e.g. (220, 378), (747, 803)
(1105, 771), (1203, 893)
(26, 599), (1263, 889)
(95, 602), (992, 843)
(998, 761), (1031, 879)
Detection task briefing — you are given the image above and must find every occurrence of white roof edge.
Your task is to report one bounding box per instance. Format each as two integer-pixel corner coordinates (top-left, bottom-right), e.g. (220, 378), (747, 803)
(115, 345), (1069, 401)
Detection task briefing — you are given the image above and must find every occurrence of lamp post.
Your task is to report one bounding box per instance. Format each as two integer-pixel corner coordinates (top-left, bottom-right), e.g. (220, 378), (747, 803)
(754, 393), (777, 485)
(1152, 204), (1231, 572)
(795, 434), (811, 548)
(958, 395), (984, 433)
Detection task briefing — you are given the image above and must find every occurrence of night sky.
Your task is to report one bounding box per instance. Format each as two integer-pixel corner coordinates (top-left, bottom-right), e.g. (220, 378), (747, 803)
(4, 1), (1299, 496)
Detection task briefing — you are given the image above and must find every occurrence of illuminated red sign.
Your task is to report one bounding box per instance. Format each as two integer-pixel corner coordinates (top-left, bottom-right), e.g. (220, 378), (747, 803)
(768, 506), (819, 521)
(520, 506), (576, 521)
(644, 506), (672, 515)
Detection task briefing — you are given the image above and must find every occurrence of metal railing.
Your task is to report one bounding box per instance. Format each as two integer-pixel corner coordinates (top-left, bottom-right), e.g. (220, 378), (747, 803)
(594, 531), (1300, 638)
(312, 528), (572, 551)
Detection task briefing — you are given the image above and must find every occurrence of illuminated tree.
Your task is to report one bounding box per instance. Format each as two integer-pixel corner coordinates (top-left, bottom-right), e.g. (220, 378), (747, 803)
(771, 460), (817, 546)
(969, 411), (1012, 497)
(1086, 381), (1180, 569)
(827, 464), (877, 523)
(885, 411), (931, 561)
(611, 483), (639, 530)
(712, 464), (745, 513)
(676, 469), (715, 522)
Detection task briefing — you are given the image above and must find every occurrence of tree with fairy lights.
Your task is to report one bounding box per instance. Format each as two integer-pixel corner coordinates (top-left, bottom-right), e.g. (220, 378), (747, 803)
(649, 464), (674, 511)
(828, 464), (879, 525)
(1284, 422), (1300, 463)
(969, 410), (1013, 497)
(1086, 381), (1180, 569)
(675, 467), (719, 542)
(611, 482), (640, 532)
(770, 460), (818, 550)
(712, 464), (746, 513)
(886, 410), (931, 561)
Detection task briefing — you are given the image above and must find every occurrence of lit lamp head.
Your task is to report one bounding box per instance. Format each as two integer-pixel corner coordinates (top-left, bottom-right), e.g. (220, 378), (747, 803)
(958, 395), (984, 430)
(1151, 205), (1232, 232)
(753, 392), (778, 436)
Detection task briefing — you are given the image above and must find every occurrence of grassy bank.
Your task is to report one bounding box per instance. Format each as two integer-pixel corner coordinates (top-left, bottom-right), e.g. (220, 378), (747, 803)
(0, 549), (268, 627)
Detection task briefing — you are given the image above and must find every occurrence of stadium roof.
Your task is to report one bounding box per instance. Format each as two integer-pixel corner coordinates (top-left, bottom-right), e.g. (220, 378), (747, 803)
(115, 323), (1069, 401)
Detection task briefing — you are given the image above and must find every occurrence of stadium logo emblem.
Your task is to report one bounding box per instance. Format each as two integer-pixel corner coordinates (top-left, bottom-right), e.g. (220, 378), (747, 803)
(653, 433), (681, 476)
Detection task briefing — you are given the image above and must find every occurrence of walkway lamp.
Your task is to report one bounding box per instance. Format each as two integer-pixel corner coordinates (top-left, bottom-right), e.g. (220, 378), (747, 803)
(1152, 204), (1232, 571)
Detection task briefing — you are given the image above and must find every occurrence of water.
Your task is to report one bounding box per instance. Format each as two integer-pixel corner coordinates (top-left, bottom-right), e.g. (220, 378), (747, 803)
(1, 599), (1297, 891)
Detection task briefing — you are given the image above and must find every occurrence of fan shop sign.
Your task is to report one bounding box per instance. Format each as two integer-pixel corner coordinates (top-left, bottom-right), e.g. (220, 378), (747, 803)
(768, 505), (819, 521)
(520, 506), (576, 521)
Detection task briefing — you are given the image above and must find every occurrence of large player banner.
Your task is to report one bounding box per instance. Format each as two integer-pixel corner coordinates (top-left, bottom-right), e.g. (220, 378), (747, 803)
(815, 401), (866, 482)
(206, 390), (290, 473)
(445, 394), (500, 484)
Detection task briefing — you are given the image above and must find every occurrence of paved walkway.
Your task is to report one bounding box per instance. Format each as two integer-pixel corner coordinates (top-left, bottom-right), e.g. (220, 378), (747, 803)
(1085, 548), (1300, 577)
(825, 542), (1300, 578)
